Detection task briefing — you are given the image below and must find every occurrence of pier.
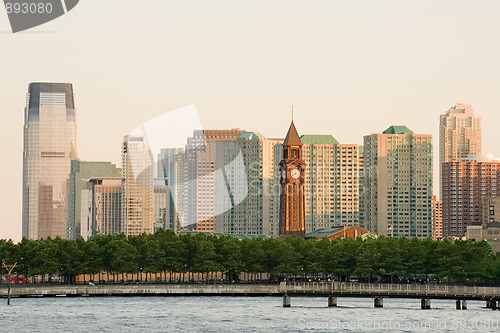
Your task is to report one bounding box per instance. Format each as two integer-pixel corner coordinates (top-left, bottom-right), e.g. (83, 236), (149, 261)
(280, 282), (500, 309)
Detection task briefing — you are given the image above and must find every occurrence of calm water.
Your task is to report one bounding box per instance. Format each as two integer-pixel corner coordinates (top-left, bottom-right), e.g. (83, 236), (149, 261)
(1, 296), (499, 332)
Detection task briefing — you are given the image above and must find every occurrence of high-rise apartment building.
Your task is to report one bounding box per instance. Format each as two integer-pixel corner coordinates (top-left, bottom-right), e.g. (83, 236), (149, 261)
(433, 195), (443, 240)
(22, 82), (77, 239)
(121, 135), (154, 236)
(215, 132), (281, 236)
(361, 126), (433, 239)
(67, 160), (121, 239)
(439, 103), (481, 196)
(334, 144), (362, 227)
(442, 154), (500, 238)
(300, 135), (337, 232)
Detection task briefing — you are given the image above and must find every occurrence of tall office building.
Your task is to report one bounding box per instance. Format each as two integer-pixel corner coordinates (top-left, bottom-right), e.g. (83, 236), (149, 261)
(67, 160), (121, 239)
(158, 148), (185, 229)
(121, 135), (154, 236)
(154, 178), (171, 232)
(81, 177), (122, 239)
(215, 132), (281, 236)
(185, 129), (244, 231)
(22, 82), (77, 239)
(442, 154), (500, 238)
(439, 103), (481, 197)
(361, 126), (433, 239)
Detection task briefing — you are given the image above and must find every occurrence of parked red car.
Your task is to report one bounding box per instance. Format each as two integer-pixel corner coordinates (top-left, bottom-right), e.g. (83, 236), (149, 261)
(3, 275), (30, 284)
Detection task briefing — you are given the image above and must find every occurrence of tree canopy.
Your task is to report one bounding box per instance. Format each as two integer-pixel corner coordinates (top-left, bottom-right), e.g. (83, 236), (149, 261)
(1, 231), (499, 285)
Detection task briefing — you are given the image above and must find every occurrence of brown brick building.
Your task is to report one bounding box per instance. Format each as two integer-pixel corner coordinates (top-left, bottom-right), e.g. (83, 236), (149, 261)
(442, 155), (500, 238)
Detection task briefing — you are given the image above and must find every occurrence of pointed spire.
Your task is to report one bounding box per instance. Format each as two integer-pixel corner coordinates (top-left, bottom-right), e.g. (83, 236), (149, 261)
(283, 120), (303, 147)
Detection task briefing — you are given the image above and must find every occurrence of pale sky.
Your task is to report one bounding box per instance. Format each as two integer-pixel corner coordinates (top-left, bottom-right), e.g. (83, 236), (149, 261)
(1, 0), (500, 241)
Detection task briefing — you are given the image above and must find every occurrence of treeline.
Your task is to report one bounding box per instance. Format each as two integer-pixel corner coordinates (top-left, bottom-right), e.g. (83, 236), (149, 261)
(1, 230), (500, 285)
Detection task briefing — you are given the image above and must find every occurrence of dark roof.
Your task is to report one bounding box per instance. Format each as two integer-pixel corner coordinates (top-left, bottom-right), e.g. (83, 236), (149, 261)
(238, 131), (265, 140)
(305, 227), (345, 238)
(487, 221), (500, 228)
(383, 126), (413, 135)
(283, 121), (303, 147)
(178, 230), (268, 239)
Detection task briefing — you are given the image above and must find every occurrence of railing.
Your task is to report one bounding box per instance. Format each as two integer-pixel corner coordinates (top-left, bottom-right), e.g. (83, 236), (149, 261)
(280, 282), (500, 297)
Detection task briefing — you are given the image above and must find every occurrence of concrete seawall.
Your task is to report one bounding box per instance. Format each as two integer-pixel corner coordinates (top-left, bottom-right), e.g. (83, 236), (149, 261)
(0, 284), (282, 298)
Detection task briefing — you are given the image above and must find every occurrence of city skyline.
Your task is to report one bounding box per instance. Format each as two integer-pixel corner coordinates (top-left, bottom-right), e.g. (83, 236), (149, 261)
(2, 1), (500, 241)
(12, 84), (499, 242)
(12, 88), (500, 241)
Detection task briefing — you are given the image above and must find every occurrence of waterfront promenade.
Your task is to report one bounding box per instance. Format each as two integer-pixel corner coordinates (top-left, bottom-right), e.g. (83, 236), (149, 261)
(2, 282), (500, 310)
(0, 284), (281, 297)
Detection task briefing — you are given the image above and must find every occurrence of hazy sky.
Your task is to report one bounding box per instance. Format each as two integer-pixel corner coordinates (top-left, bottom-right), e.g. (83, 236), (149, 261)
(1, 1), (500, 241)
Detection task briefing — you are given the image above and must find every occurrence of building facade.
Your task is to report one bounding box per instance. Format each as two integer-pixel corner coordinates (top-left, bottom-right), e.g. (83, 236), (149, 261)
(361, 126), (433, 239)
(482, 196), (500, 226)
(22, 82), (77, 239)
(81, 177), (122, 239)
(432, 195), (443, 239)
(154, 178), (171, 232)
(121, 135), (154, 236)
(300, 135), (337, 232)
(442, 155), (500, 238)
(67, 160), (121, 239)
(439, 103), (481, 197)
(157, 148), (185, 230)
(334, 144), (362, 227)
(185, 129), (244, 232)
(214, 132), (281, 236)
(466, 222), (500, 253)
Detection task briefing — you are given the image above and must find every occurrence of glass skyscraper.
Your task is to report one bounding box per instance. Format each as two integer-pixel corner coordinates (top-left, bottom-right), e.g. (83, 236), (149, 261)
(121, 135), (154, 236)
(22, 82), (77, 239)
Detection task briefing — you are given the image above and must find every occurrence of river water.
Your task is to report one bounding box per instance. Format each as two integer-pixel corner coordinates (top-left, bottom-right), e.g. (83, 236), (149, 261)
(1, 296), (498, 332)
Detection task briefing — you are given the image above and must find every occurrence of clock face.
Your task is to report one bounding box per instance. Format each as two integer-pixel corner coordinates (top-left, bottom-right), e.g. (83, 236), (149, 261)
(291, 169), (300, 179)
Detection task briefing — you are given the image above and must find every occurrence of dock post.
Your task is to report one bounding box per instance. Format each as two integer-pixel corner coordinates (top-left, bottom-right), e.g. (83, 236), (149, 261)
(486, 300), (491, 308)
(374, 297), (383, 308)
(456, 300), (461, 310)
(421, 299), (431, 309)
(491, 300), (497, 310)
(328, 296), (337, 307)
(461, 300), (467, 310)
(283, 294), (291, 308)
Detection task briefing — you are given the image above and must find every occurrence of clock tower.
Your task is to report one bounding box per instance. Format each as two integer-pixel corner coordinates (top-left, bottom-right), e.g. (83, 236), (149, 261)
(279, 120), (306, 238)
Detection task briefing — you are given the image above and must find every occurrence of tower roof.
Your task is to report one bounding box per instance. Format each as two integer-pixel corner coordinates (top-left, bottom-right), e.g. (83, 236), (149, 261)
(283, 121), (303, 146)
(238, 131), (265, 140)
(383, 125), (413, 135)
(300, 134), (339, 145)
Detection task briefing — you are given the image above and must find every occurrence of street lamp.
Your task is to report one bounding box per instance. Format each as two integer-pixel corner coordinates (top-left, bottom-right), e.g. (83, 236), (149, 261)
(2, 260), (18, 305)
